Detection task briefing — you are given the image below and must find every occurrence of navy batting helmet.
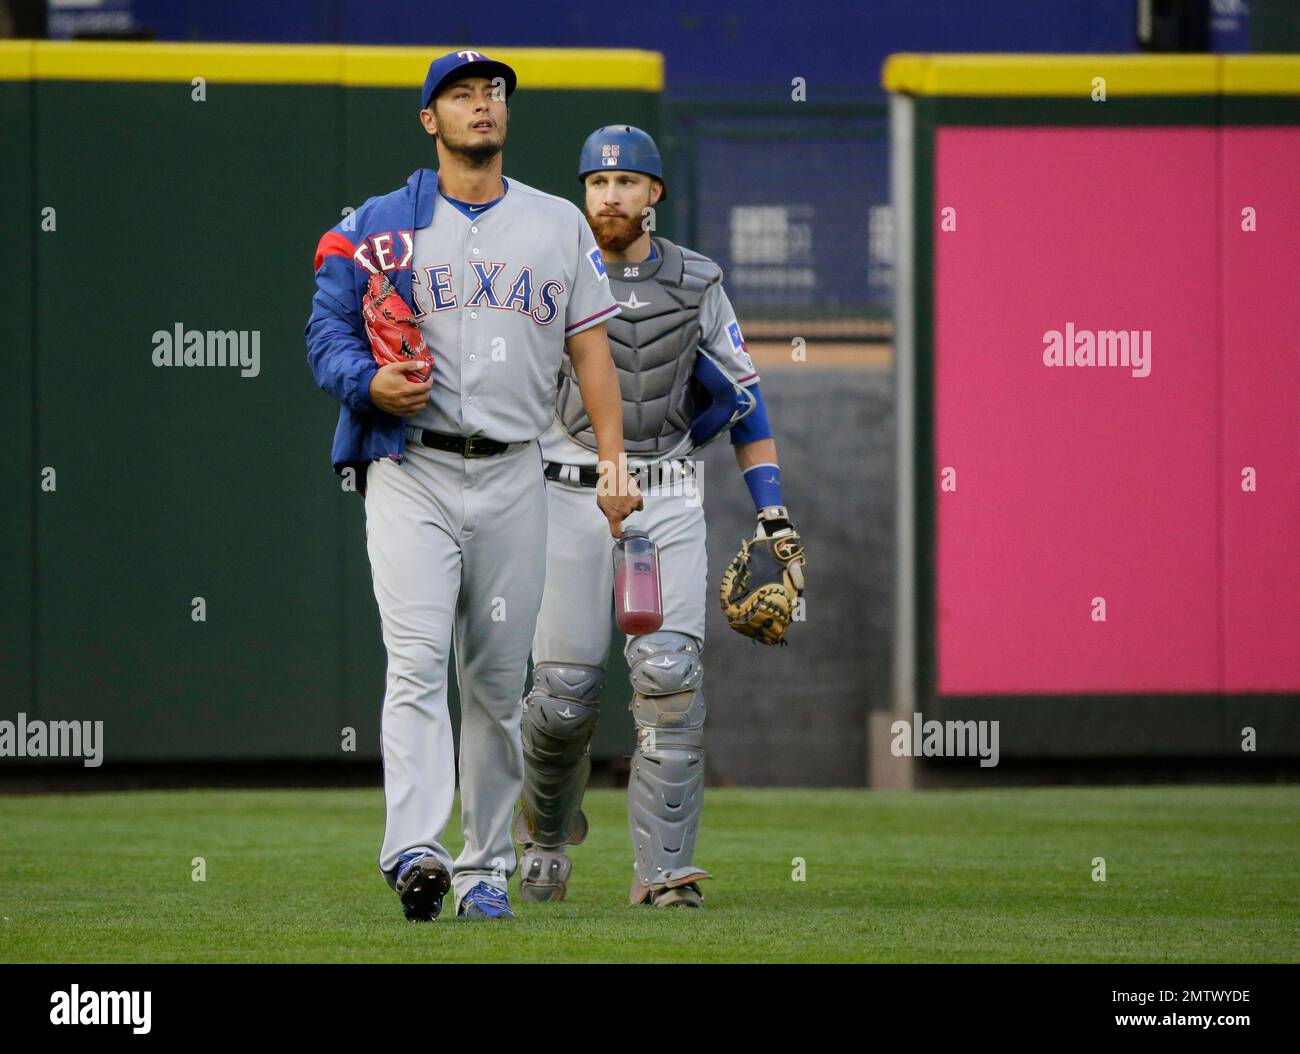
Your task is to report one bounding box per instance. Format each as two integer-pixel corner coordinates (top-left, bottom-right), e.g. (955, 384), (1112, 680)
(578, 125), (666, 201)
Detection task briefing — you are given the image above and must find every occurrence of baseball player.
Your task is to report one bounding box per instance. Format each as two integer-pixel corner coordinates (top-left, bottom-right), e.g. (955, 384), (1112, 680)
(305, 54), (642, 922)
(514, 126), (806, 908)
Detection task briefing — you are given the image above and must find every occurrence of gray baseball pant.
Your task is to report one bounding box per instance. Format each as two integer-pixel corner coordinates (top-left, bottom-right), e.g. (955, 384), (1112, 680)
(364, 438), (547, 910)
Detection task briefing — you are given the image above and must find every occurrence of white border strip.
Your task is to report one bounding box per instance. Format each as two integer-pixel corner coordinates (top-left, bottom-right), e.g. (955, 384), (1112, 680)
(888, 92), (917, 788)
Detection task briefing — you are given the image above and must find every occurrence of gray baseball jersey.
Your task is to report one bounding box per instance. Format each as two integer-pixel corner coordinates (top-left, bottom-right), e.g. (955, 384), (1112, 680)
(534, 240), (755, 654)
(538, 251), (758, 467)
(409, 177), (620, 441)
(368, 175), (618, 914)
(526, 241), (757, 903)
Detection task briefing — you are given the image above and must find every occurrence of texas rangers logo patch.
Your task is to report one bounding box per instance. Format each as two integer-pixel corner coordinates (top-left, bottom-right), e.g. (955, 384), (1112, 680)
(727, 320), (755, 370)
(727, 320), (748, 351)
(588, 248), (608, 280)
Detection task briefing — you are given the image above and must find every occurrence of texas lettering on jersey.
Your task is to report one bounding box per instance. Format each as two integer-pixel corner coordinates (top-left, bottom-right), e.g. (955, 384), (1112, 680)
(350, 231), (415, 274)
(349, 229), (566, 327)
(411, 261), (565, 326)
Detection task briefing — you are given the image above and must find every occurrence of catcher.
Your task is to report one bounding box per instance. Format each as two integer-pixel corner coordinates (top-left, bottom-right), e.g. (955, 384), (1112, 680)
(515, 126), (805, 908)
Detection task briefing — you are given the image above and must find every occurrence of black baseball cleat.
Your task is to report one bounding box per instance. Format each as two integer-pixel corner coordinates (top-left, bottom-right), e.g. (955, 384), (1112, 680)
(393, 852), (452, 922)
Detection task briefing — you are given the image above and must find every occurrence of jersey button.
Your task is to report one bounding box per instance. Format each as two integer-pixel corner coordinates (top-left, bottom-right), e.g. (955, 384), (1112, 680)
(470, 311), (478, 319)
(470, 226), (479, 234)
(472, 248), (480, 255)
(469, 354), (476, 361)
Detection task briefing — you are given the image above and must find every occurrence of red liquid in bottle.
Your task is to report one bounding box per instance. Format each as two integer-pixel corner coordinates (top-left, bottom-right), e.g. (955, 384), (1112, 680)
(613, 529), (663, 635)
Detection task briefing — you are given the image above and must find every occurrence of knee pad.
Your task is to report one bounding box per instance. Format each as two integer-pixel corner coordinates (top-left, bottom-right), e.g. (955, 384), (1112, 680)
(625, 632), (704, 740)
(522, 663), (604, 763)
(625, 631), (703, 698)
(519, 662), (604, 849)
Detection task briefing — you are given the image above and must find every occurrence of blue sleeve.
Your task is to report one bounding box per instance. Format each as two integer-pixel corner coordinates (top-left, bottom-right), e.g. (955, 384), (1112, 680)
(743, 463), (783, 510)
(304, 250), (379, 414)
(730, 382), (773, 445)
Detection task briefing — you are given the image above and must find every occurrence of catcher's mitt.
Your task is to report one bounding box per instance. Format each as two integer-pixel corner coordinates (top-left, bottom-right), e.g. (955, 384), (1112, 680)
(361, 271), (433, 383)
(719, 506), (805, 646)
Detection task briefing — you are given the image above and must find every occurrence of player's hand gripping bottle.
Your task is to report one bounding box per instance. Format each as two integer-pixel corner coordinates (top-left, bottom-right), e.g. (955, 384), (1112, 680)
(613, 528), (663, 636)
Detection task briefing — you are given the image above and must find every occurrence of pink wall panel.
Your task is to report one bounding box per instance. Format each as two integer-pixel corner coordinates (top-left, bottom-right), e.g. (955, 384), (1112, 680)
(934, 128), (1219, 695)
(1221, 127), (1300, 693)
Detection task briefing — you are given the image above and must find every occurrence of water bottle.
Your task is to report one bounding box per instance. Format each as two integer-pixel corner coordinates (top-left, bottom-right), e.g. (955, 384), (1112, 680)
(613, 528), (663, 636)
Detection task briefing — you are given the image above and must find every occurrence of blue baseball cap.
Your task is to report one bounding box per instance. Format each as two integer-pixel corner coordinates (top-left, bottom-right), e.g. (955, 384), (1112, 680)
(578, 125), (666, 200)
(421, 50), (517, 110)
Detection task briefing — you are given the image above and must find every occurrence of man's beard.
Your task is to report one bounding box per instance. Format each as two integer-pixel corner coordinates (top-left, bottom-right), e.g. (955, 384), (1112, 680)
(436, 114), (507, 166)
(587, 211), (644, 253)
(442, 135), (504, 167)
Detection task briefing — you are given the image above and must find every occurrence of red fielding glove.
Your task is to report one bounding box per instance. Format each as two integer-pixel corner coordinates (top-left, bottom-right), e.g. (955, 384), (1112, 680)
(360, 271), (433, 384)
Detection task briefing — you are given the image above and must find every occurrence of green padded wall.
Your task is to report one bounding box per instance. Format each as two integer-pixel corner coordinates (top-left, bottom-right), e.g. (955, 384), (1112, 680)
(3, 43), (662, 765)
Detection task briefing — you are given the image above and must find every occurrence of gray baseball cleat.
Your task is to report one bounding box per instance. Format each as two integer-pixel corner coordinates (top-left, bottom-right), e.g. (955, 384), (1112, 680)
(650, 882), (704, 908)
(518, 846), (574, 902)
(514, 809), (586, 902)
(630, 866), (711, 908)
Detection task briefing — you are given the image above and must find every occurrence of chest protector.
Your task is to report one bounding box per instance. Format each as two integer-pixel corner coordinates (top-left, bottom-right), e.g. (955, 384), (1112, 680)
(555, 237), (721, 457)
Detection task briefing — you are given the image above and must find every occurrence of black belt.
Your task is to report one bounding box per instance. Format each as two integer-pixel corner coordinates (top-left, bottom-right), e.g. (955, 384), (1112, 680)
(543, 462), (602, 487)
(406, 427), (514, 459)
(543, 460), (697, 488)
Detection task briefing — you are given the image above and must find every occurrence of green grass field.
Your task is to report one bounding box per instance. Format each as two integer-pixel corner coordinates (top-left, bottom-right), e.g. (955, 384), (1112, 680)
(1, 785), (1296, 963)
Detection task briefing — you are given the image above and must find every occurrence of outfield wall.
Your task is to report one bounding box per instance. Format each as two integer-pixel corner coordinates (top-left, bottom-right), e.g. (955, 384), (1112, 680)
(880, 54), (1300, 785)
(0, 42), (662, 764)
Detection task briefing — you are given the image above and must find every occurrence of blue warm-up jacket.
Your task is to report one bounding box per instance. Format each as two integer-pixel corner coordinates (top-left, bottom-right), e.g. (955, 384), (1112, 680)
(304, 168), (441, 488)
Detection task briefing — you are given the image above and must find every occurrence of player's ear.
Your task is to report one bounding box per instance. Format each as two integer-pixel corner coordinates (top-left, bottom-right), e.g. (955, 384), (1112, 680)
(418, 106), (438, 138)
(650, 180), (664, 206)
